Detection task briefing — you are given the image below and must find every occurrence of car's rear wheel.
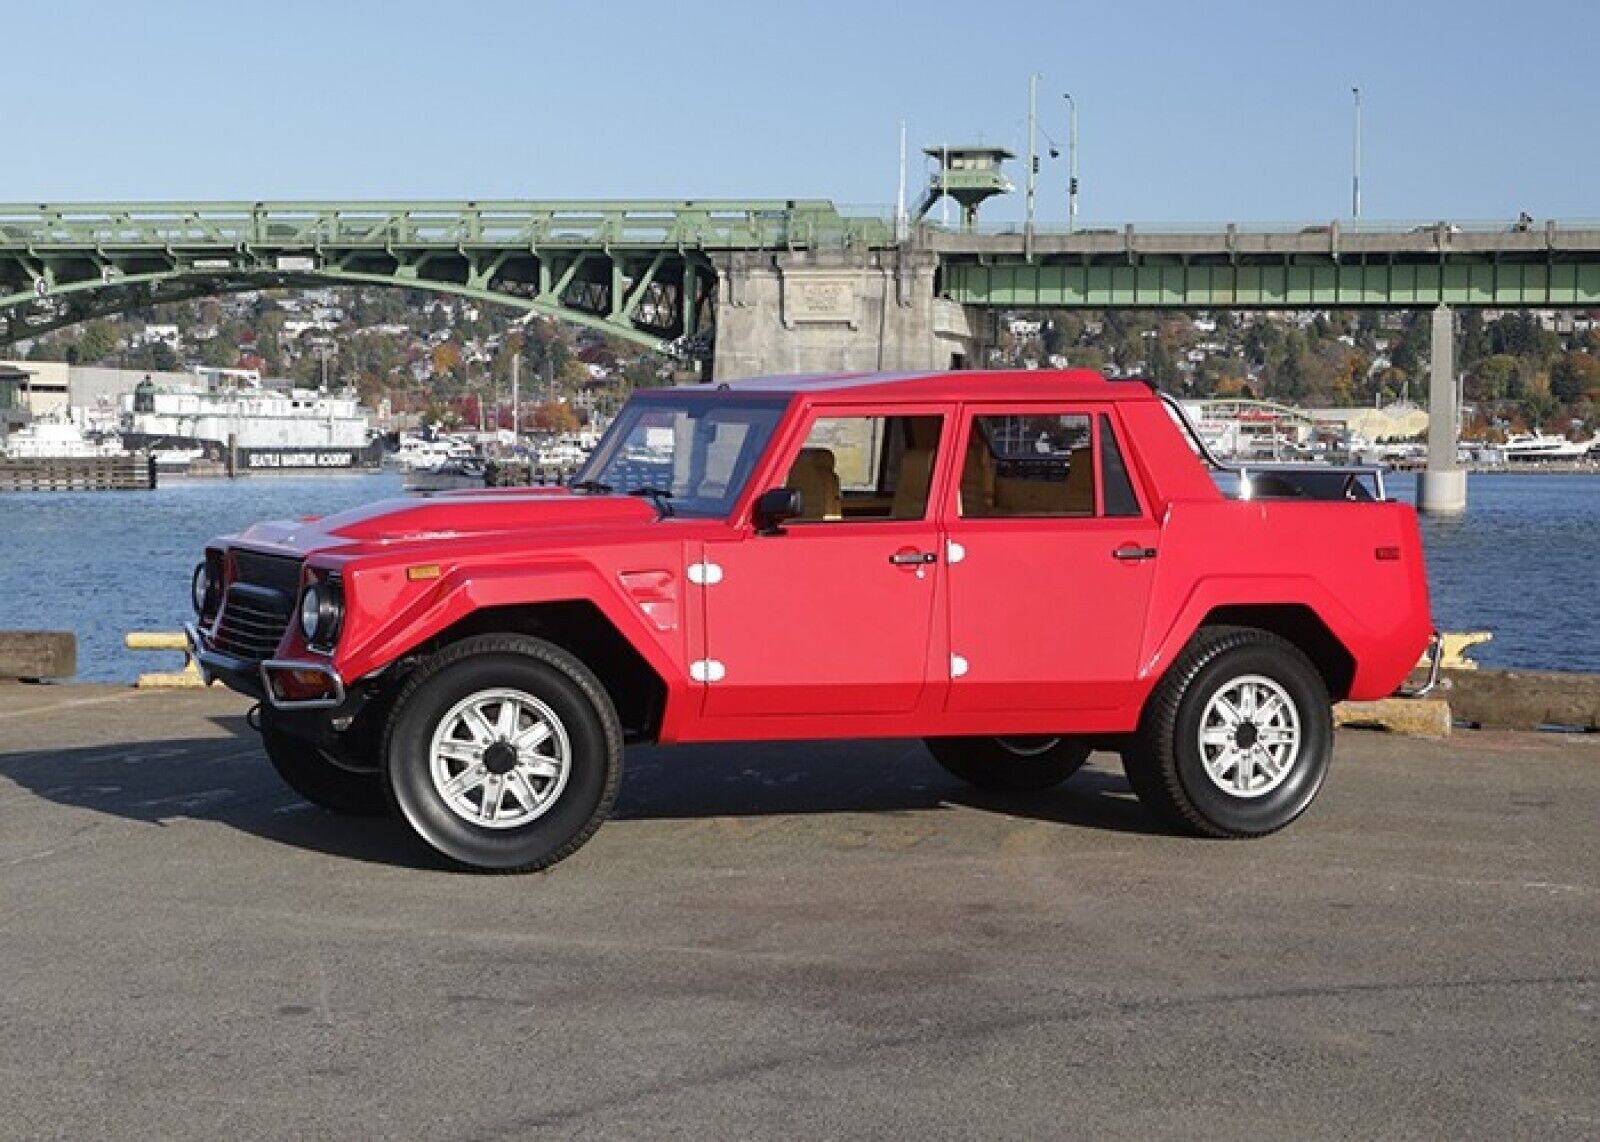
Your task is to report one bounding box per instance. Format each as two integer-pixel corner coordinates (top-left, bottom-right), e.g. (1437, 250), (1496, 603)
(1122, 625), (1332, 837)
(924, 735), (1092, 792)
(382, 634), (622, 873)
(260, 712), (388, 816)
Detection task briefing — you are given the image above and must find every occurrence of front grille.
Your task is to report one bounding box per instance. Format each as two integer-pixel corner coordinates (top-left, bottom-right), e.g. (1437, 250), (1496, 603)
(231, 549), (302, 598)
(214, 551), (301, 663)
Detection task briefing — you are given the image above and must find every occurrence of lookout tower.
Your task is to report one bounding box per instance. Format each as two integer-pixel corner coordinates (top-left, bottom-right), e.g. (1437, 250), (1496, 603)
(916, 145), (1014, 230)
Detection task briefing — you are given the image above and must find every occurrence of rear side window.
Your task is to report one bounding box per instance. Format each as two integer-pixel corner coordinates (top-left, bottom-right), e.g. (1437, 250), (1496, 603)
(1098, 414), (1142, 517)
(960, 414), (1095, 517)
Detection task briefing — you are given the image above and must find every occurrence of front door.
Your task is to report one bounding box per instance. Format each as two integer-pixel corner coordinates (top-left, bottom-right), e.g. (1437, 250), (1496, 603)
(702, 407), (950, 718)
(943, 406), (1160, 715)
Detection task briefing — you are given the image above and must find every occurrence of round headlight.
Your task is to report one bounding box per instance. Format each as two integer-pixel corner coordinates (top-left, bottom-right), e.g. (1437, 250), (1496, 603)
(191, 562), (212, 615)
(298, 580), (343, 646)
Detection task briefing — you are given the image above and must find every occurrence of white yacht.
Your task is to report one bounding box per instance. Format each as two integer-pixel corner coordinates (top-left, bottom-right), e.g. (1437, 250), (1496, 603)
(1501, 432), (1596, 462)
(2, 417), (126, 460)
(385, 434), (478, 471)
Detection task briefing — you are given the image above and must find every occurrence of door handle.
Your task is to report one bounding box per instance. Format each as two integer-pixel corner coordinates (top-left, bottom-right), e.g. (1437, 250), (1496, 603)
(1112, 545), (1158, 561)
(889, 550), (938, 566)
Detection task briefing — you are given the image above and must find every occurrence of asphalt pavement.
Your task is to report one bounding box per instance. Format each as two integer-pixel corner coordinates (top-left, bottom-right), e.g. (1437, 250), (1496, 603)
(0, 683), (1595, 1139)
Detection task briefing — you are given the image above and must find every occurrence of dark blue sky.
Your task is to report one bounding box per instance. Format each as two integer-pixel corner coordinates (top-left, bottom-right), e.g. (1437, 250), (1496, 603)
(6, 0), (1589, 225)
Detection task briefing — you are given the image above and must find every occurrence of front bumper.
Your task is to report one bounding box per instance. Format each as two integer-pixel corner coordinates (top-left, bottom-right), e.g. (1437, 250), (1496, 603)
(185, 622), (346, 710)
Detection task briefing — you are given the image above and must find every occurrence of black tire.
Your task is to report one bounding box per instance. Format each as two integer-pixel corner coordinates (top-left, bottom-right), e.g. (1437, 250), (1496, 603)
(381, 634), (622, 873)
(260, 713), (388, 816)
(925, 735), (1092, 792)
(1122, 625), (1332, 837)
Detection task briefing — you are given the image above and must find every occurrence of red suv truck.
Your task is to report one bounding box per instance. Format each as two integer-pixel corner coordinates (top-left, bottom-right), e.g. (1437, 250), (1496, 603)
(188, 371), (1434, 872)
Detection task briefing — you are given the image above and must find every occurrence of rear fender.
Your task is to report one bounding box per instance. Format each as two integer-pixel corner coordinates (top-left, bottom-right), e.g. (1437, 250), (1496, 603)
(1141, 576), (1368, 697)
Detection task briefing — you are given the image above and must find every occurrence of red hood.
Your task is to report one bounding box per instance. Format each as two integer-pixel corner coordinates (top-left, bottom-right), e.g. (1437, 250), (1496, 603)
(230, 488), (660, 555)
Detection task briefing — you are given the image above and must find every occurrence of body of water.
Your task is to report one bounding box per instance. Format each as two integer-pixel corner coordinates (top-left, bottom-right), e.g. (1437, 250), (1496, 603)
(0, 471), (1595, 682)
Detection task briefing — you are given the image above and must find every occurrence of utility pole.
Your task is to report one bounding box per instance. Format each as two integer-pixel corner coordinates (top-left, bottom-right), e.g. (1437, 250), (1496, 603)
(1064, 93), (1079, 232)
(511, 353), (520, 439)
(895, 120), (908, 243)
(1351, 86), (1362, 221)
(1025, 73), (1039, 257)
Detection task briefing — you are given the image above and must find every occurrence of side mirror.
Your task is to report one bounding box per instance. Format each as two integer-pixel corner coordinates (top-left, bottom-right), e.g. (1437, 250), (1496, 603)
(753, 487), (802, 534)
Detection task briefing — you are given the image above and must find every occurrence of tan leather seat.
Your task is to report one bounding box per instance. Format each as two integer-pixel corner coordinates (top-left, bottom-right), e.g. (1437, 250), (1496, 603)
(959, 433), (997, 516)
(891, 448), (935, 518)
(1060, 447), (1095, 514)
(992, 447), (1096, 516)
(785, 447), (841, 520)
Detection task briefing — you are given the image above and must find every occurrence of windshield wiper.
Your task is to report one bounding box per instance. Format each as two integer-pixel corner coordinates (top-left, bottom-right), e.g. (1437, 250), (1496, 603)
(627, 486), (675, 517)
(569, 478), (613, 494)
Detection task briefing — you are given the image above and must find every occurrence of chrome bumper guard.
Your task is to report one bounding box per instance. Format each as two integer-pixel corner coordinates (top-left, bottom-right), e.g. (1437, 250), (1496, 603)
(259, 660), (347, 710)
(1398, 631), (1445, 699)
(185, 622), (346, 710)
(185, 621), (226, 687)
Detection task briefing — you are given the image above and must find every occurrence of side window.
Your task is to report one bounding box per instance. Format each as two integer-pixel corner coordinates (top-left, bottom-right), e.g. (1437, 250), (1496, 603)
(960, 413), (1095, 518)
(1098, 413), (1143, 518)
(784, 415), (943, 522)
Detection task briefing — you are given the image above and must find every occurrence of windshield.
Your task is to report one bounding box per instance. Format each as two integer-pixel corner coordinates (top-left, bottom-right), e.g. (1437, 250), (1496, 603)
(572, 395), (787, 517)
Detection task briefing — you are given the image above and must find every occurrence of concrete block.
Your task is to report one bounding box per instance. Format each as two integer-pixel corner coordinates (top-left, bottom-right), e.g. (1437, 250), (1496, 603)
(0, 631), (76, 680)
(1335, 697), (1452, 737)
(1446, 668), (1600, 730)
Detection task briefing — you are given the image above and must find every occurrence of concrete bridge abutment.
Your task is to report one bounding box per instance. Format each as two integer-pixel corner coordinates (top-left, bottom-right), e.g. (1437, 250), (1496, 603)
(709, 248), (978, 381)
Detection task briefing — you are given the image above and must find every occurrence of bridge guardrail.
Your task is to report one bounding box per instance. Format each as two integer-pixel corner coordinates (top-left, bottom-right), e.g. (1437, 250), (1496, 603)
(0, 201), (897, 252)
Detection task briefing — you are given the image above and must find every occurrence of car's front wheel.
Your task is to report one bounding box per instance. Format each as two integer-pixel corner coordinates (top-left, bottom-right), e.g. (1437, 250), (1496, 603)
(924, 735), (1092, 792)
(382, 634), (622, 873)
(1122, 625), (1332, 837)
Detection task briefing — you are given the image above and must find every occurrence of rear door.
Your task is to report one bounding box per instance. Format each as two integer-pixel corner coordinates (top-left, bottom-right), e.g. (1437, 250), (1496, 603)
(942, 405), (1159, 714)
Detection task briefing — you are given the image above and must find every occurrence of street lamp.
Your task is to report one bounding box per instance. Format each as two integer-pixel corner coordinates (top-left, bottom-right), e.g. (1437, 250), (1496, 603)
(1063, 93), (1080, 232)
(1025, 73), (1040, 256)
(1351, 86), (1362, 221)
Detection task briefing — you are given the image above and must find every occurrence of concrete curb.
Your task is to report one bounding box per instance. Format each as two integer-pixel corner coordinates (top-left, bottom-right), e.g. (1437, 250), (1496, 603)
(1445, 668), (1600, 731)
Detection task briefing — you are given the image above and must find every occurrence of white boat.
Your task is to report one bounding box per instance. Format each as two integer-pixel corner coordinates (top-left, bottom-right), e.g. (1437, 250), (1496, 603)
(150, 446), (207, 471)
(1501, 432), (1595, 462)
(2, 417), (126, 460)
(120, 370), (382, 470)
(404, 456), (488, 492)
(533, 440), (590, 468)
(385, 434), (477, 471)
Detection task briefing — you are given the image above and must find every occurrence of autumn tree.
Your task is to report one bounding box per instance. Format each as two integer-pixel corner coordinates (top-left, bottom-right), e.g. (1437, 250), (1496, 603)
(430, 340), (463, 379)
(530, 400), (580, 433)
(1550, 351), (1600, 402)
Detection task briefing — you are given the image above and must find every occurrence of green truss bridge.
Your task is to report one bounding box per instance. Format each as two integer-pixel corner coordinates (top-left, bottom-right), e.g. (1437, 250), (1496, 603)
(3, 200), (1598, 514)
(4, 201), (1598, 374)
(0, 200), (893, 358)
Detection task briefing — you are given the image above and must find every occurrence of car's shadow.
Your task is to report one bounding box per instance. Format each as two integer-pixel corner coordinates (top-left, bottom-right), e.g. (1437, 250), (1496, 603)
(0, 715), (1168, 871)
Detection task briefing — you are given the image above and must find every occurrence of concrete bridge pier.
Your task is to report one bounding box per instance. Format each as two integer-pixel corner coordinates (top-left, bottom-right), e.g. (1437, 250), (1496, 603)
(710, 248), (977, 381)
(1417, 303), (1467, 515)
